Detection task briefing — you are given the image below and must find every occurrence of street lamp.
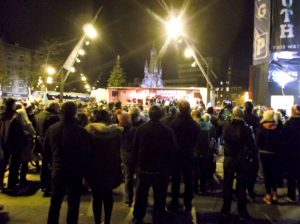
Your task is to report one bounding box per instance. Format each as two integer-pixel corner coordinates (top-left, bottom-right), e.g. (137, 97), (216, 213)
(46, 66), (56, 76)
(166, 15), (184, 39)
(184, 47), (194, 58)
(165, 13), (216, 106)
(83, 23), (98, 39)
(59, 6), (102, 103)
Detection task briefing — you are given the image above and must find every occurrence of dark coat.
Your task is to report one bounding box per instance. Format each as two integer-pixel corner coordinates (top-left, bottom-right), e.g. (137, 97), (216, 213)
(134, 120), (177, 173)
(35, 109), (60, 146)
(283, 116), (300, 161)
(120, 124), (136, 164)
(43, 120), (89, 174)
(170, 113), (200, 164)
(85, 123), (123, 191)
(0, 110), (26, 154)
(257, 121), (281, 154)
(243, 111), (260, 136)
(223, 119), (257, 159)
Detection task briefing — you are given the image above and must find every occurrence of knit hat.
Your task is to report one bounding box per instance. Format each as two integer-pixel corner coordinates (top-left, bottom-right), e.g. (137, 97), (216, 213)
(232, 106), (244, 120)
(261, 110), (274, 123)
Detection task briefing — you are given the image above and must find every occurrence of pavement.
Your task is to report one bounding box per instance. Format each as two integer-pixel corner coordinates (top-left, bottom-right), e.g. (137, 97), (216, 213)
(0, 157), (300, 224)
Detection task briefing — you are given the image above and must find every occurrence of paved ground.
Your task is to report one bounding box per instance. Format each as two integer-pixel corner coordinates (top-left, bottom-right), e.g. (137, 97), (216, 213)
(0, 157), (300, 224)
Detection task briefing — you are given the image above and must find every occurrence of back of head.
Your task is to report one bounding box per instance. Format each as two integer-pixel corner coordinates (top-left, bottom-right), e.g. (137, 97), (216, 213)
(191, 109), (201, 120)
(169, 106), (177, 117)
(95, 109), (111, 124)
(261, 110), (275, 123)
(207, 106), (214, 115)
(291, 105), (300, 117)
(4, 98), (16, 112)
(245, 101), (254, 113)
(178, 100), (190, 115)
(61, 101), (77, 122)
(149, 105), (163, 121)
(128, 107), (140, 117)
(47, 102), (60, 113)
(232, 106), (244, 120)
(203, 113), (211, 122)
(117, 111), (131, 127)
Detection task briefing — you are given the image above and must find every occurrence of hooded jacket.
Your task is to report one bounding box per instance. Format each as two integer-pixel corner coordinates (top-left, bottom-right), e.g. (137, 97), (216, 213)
(85, 123), (123, 191)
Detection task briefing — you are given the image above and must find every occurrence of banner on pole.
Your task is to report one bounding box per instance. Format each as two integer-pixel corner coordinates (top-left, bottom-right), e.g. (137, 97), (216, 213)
(271, 0), (300, 52)
(253, 0), (271, 65)
(269, 0), (300, 95)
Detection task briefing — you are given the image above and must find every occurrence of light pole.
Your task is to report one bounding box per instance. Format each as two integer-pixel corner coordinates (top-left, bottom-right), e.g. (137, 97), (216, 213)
(165, 14), (216, 106)
(59, 7), (102, 103)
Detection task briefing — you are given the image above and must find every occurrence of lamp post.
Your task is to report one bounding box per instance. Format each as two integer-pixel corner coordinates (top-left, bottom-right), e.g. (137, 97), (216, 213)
(165, 14), (216, 106)
(59, 7), (102, 103)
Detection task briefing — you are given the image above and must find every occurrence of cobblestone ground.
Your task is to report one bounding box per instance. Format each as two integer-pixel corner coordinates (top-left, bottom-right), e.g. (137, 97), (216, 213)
(0, 157), (300, 224)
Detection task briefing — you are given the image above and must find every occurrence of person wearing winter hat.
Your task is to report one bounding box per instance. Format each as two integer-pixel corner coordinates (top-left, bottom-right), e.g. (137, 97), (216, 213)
(283, 105), (300, 203)
(257, 110), (281, 204)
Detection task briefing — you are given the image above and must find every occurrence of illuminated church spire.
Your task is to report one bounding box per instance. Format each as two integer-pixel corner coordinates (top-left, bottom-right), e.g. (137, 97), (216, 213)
(141, 43), (164, 88)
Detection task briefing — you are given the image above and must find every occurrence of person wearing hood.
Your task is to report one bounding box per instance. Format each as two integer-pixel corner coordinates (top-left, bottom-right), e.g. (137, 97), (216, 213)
(283, 105), (300, 203)
(221, 107), (257, 221)
(85, 109), (122, 224)
(257, 110), (281, 204)
(0, 98), (27, 192)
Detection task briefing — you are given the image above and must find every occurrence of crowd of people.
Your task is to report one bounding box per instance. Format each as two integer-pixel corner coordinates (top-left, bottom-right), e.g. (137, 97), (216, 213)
(0, 97), (299, 224)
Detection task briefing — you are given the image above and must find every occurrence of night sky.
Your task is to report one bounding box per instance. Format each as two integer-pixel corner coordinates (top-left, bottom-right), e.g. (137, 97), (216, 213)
(0, 0), (254, 88)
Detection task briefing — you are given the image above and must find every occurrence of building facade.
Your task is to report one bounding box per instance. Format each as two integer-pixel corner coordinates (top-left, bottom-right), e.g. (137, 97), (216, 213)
(0, 39), (31, 97)
(141, 45), (164, 88)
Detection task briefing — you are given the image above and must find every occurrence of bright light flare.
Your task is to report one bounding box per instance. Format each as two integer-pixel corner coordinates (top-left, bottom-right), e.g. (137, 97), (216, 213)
(81, 76), (87, 82)
(84, 84), (90, 89)
(70, 67), (76, 73)
(78, 49), (85, 56)
(46, 66), (56, 75)
(83, 23), (97, 39)
(166, 16), (184, 39)
(184, 47), (194, 58)
(47, 77), (53, 84)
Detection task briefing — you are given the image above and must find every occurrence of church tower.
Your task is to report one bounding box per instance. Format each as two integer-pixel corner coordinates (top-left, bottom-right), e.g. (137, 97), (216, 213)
(141, 44), (164, 88)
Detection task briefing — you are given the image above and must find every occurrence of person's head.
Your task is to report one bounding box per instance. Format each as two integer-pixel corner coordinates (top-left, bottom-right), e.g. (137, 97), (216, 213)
(149, 105), (163, 121)
(94, 109), (111, 124)
(232, 106), (244, 120)
(203, 113), (211, 122)
(4, 98), (17, 112)
(261, 110), (275, 123)
(291, 105), (300, 117)
(274, 111), (282, 122)
(207, 106), (214, 115)
(245, 101), (254, 113)
(77, 112), (89, 127)
(115, 101), (122, 110)
(178, 100), (190, 115)
(47, 102), (60, 114)
(191, 109), (201, 122)
(169, 106), (177, 117)
(117, 112), (131, 127)
(61, 101), (77, 122)
(128, 106), (140, 121)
